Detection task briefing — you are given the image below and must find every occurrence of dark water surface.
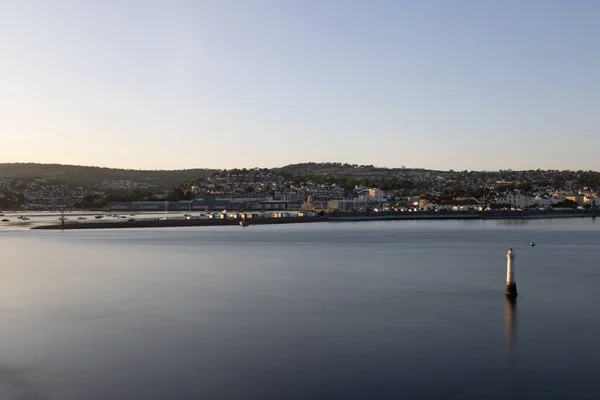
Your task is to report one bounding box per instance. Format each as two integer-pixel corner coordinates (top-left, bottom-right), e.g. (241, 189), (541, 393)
(1, 219), (599, 399)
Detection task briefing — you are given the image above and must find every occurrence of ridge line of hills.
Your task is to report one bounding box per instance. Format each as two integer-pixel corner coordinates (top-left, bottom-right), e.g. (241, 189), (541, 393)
(1, 162), (599, 190)
(0, 162), (436, 189)
(4, 161), (596, 174)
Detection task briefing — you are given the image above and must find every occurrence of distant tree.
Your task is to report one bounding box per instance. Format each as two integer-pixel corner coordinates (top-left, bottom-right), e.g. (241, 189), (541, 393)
(344, 178), (359, 189)
(165, 188), (191, 201)
(516, 182), (532, 191)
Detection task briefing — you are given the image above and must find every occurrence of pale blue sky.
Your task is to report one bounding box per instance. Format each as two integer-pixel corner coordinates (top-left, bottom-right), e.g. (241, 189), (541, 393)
(1, 0), (598, 170)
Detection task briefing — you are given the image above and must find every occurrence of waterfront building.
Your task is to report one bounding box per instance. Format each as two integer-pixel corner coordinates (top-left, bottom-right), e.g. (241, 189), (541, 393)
(256, 200), (288, 210)
(533, 194), (560, 207)
(495, 190), (534, 209)
(418, 196), (481, 211)
(327, 199), (368, 211)
(565, 193), (586, 206)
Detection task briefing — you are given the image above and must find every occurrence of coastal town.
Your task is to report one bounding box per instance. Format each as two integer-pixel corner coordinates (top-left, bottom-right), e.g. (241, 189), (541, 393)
(1, 163), (598, 213)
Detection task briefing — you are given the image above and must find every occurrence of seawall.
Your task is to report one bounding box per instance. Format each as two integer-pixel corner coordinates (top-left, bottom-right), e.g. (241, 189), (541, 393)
(326, 210), (597, 221)
(30, 210), (597, 230)
(31, 216), (326, 230)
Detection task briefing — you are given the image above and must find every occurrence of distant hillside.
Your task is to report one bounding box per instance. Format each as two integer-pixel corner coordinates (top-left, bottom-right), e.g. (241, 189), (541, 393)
(274, 162), (435, 175)
(0, 163), (215, 189)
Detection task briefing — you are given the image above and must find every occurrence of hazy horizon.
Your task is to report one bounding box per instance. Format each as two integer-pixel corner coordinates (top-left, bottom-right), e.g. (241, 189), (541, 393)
(3, 160), (599, 173)
(2, 1), (599, 170)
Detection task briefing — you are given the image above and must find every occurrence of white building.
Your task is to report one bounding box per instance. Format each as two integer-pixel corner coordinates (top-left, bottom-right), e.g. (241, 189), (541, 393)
(533, 195), (554, 207)
(496, 190), (534, 209)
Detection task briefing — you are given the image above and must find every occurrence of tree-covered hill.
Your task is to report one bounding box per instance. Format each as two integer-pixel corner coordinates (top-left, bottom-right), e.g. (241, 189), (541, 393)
(0, 163), (215, 188)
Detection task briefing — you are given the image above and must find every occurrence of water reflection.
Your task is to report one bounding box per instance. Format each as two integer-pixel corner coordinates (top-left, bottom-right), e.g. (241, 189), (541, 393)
(505, 296), (517, 365)
(497, 219), (528, 226)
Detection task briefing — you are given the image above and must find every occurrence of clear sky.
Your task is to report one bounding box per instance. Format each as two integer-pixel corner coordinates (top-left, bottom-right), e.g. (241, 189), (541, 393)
(1, 0), (598, 171)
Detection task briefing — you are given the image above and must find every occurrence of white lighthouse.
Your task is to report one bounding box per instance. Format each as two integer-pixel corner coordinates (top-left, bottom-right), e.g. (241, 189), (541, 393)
(506, 248), (517, 296)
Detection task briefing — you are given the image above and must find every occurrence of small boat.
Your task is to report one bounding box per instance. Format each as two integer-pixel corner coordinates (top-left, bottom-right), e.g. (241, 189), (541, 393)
(95, 215), (104, 219)
(239, 220), (250, 227)
(1, 219), (9, 222)
(21, 217), (30, 221)
(128, 218), (136, 222)
(78, 217), (87, 220)
(530, 241), (536, 247)
(119, 216), (127, 219)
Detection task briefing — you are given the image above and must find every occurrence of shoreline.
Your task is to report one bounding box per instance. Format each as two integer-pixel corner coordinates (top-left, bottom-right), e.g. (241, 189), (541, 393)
(30, 210), (598, 230)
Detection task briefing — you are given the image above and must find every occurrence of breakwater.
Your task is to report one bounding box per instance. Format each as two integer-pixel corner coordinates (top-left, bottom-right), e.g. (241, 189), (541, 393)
(32, 216), (326, 230)
(30, 209), (597, 230)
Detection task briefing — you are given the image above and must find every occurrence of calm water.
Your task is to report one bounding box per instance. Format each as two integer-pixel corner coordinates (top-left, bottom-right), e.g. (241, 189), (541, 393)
(1, 219), (599, 399)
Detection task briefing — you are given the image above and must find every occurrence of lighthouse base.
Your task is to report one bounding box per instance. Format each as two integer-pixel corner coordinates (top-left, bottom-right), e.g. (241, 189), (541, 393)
(506, 282), (518, 297)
